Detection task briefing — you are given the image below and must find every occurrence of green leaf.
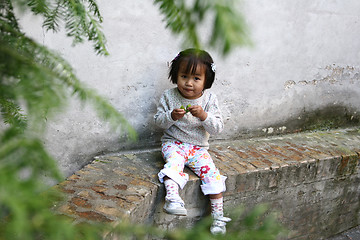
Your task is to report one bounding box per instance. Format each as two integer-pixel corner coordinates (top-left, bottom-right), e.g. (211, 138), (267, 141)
(154, 0), (251, 55)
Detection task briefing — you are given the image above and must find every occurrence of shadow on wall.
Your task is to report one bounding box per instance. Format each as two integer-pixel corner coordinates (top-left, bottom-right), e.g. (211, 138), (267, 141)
(259, 104), (360, 136)
(141, 104), (360, 152)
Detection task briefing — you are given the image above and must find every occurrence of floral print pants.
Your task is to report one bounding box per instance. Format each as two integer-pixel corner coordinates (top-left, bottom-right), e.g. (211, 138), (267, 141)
(158, 141), (226, 195)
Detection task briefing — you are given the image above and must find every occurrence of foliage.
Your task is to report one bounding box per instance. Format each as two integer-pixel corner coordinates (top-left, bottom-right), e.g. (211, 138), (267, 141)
(1, 0), (135, 239)
(104, 204), (285, 240)
(0, 0), (135, 134)
(154, 0), (251, 55)
(0, 0), (268, 239)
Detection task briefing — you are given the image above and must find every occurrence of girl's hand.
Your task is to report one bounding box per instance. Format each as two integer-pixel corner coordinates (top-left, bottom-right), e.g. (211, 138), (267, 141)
(188, 105), (207, 121)
(171, 108), (186, 121)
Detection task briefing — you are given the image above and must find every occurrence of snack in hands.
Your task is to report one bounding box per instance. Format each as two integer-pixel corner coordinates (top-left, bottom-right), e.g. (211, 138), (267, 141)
(180, 104), (191, 113)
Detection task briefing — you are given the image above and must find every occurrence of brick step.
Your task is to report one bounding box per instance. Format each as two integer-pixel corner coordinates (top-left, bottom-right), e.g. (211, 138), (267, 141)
(54, 128), (360, 239)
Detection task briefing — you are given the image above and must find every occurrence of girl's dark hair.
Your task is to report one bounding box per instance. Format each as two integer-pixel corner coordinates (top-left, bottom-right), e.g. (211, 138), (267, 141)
(169, 48), (215, 89)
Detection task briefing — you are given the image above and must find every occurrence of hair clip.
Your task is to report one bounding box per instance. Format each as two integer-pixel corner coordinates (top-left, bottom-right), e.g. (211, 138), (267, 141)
(211, 63), (216, 73)
(173, 52), (180, 62)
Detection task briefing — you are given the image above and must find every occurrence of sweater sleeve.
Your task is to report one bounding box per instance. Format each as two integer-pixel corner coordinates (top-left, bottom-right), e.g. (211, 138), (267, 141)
(202, 93), (224, 135)
(154, 92), (176, 129)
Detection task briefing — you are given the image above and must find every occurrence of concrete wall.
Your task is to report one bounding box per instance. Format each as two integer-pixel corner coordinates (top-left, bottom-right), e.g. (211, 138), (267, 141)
(17, 0), (360, 177)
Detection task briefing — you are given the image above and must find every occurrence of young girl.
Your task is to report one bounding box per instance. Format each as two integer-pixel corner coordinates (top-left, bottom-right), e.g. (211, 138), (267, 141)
(154, 48), (230, 234)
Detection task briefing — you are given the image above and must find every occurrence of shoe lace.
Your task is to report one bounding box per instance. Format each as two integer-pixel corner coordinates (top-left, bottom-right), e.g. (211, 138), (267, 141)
(212, 216), (231, 227)
(169, 201), (185, 208)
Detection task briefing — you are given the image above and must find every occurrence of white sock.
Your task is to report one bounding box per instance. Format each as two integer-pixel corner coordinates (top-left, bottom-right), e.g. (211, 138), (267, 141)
(164, 179), (182, 203)
(210, 197), (224, 217)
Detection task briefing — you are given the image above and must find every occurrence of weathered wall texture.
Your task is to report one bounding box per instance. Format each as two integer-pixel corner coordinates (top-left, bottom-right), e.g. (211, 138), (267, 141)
(17, 0), (360, 177)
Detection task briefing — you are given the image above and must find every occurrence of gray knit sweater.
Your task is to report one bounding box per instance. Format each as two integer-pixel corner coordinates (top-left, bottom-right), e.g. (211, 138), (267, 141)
(154, 88), (224, 149)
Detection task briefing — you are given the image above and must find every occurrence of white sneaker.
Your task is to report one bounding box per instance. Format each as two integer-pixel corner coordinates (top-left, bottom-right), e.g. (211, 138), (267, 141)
(210, 214), (231, 235)
(163, 201), (187, 216)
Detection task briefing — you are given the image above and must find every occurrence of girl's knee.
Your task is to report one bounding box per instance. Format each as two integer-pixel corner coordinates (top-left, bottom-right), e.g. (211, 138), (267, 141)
(200, 175), (227, 195)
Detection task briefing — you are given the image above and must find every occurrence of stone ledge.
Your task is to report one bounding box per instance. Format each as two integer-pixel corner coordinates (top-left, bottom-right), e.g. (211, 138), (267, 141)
(54, 128), (360, 239)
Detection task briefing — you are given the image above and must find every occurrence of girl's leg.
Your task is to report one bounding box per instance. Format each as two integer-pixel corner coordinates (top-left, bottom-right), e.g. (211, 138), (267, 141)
(158, 142), (189, 188)
(209, 193), (230, 235)
(158, 142), (188, 216)
(163, 176), (187, 215)
(186, 147), (230, 234)
(209, 193), (223, 199)
(209, 193), (224, 218)
(163, 176), (181, 202)
(186, 147), (226, 197)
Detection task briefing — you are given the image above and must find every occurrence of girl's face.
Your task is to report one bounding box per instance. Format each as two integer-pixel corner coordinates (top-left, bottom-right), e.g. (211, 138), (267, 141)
(176, 62), (206, 99)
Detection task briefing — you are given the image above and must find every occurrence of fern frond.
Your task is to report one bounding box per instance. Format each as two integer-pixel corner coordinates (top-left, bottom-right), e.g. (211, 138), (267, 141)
(0, 132), (62, 180)
(1, 18), (136, 138)
(0, 98), (27, 131)
(211, 1), (251, 54)
(42, 0), (64, 32)
(0, 1), (133, 239)
(155, 0), (201, 48)
(154, 0), (251, 55)
(27, 0), (49, 15)
(0, 0), (20, 31)
(8, 0), (108, 55)
(86, 0), (102, 21)
(60, 0), (108, 55)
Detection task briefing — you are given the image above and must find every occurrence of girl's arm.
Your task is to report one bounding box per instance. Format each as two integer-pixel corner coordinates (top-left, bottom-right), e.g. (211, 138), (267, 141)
(201, 94), (224, 135)
(154, 93), (177, 129)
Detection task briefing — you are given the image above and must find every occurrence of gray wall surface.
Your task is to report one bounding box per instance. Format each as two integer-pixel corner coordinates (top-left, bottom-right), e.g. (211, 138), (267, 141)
(17, 0), (360, 177)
